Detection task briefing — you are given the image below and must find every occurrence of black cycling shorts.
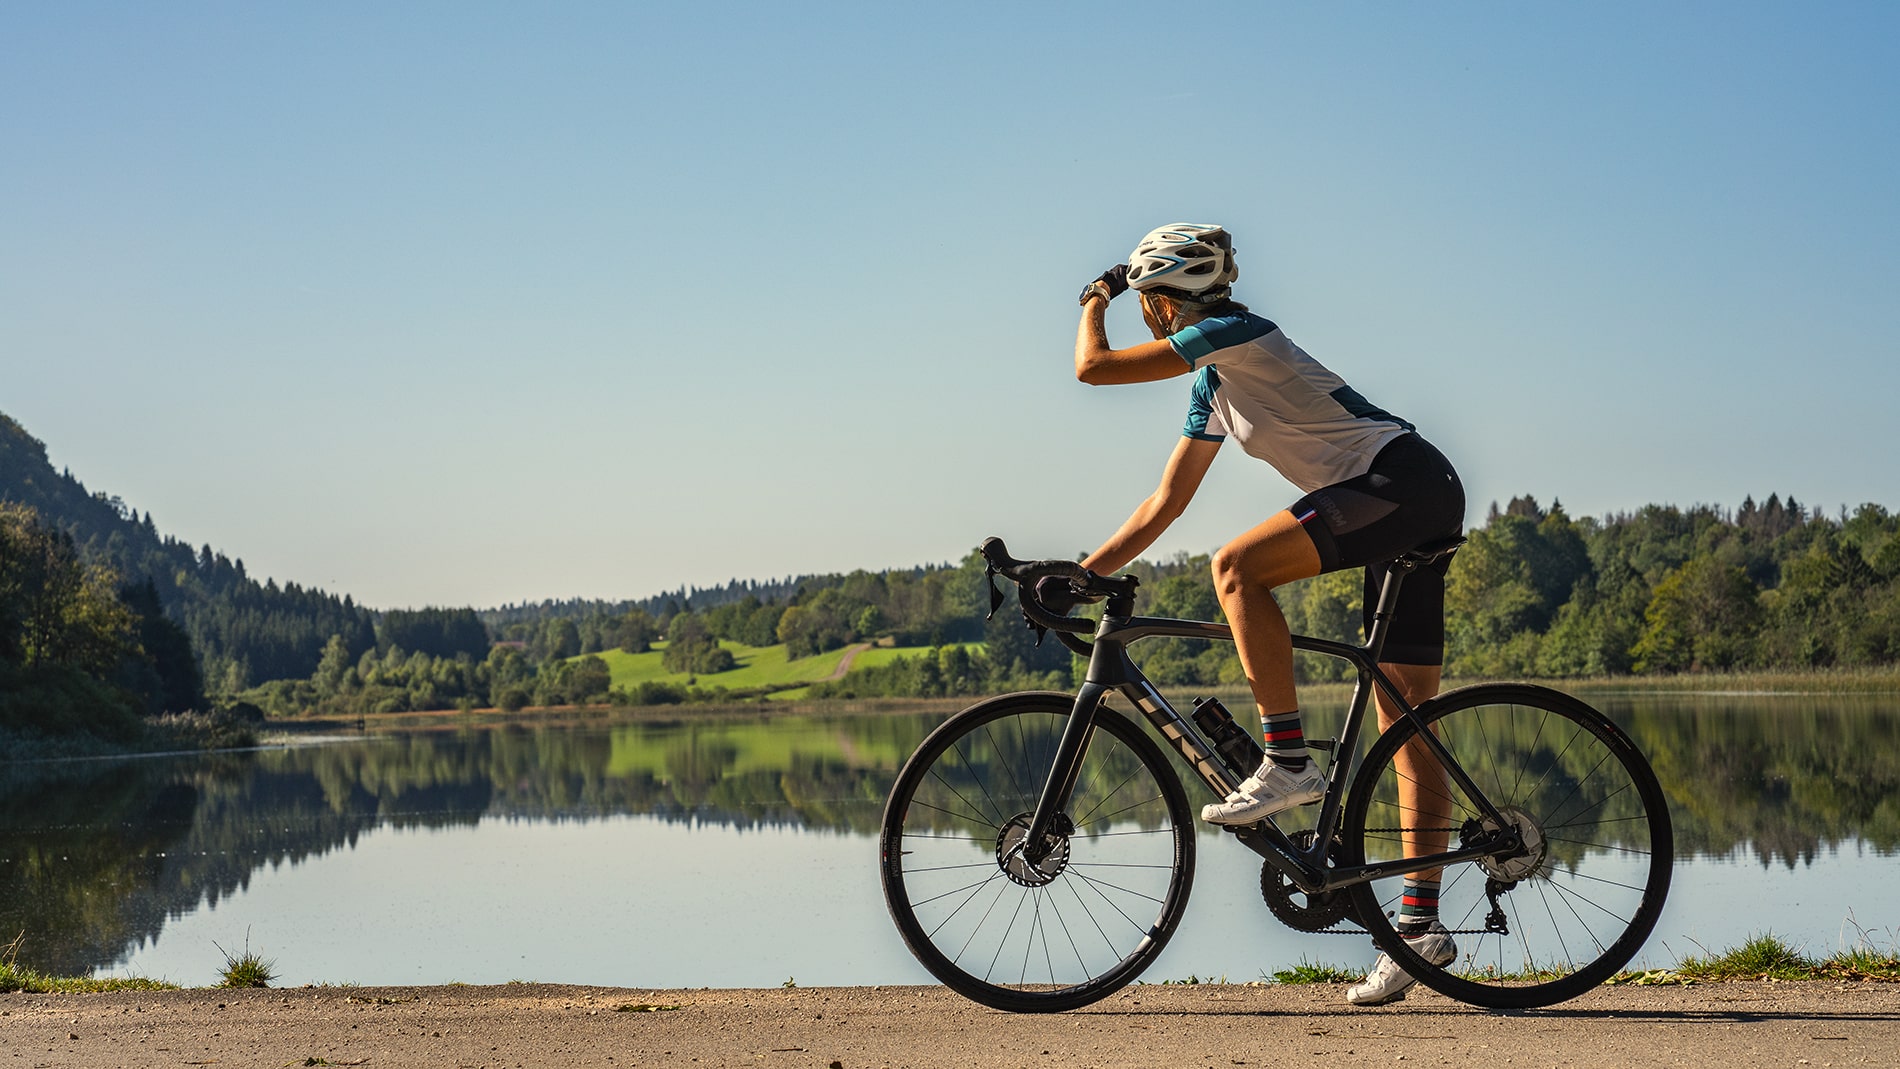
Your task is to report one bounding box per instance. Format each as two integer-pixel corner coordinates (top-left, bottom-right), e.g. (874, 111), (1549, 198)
(1288, 433), (1464, 666)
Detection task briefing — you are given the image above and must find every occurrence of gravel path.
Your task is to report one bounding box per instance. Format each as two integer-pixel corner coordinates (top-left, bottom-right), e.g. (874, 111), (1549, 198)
(5, 981), (1898, 1068)
(824, 643), (873, 682)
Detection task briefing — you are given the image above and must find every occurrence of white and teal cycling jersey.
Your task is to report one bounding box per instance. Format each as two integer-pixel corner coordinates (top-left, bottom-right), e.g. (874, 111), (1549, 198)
(1175, 312), (1414, 494)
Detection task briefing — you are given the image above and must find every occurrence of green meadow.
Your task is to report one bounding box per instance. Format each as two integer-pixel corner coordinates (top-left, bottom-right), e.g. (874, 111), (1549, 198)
(587, 640), (984, 699)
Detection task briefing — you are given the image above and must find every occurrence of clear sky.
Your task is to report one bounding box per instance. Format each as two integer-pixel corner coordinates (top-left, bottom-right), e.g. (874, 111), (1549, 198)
(5, 3), (1897, 609)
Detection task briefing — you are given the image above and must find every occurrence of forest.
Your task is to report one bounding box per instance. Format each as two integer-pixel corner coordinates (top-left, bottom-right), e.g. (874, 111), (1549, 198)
(5, 405), (1900, 741)
(174, 491), (1900, 716)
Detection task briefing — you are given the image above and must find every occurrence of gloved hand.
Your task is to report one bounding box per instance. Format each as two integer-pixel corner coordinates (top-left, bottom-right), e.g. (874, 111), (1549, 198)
(1078, 263), (1130, 306)
(1034, 575), (1086, 617)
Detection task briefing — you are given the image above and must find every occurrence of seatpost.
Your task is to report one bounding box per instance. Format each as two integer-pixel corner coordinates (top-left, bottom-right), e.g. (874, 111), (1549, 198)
(1361, 559), (1415, 666)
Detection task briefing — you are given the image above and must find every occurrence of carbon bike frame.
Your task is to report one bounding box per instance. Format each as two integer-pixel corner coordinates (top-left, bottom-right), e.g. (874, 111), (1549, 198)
(1012, 558), (1524, 897)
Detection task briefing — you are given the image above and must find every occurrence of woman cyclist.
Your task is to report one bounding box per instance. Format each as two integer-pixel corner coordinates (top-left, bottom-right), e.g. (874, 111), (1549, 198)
(1066, 223), (1465, 1006)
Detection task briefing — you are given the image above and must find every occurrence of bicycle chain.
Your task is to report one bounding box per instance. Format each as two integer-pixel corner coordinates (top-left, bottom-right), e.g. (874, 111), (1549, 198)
(1294, 826), (1509, 937)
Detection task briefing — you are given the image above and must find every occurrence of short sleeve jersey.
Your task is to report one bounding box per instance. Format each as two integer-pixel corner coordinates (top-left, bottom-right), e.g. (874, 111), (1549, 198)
(1175, 312), (1414, 494)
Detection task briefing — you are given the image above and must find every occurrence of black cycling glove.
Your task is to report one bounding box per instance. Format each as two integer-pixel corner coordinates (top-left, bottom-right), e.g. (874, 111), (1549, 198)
(1078, 263), (1130, 306)
(1034, 575), (1086, 617)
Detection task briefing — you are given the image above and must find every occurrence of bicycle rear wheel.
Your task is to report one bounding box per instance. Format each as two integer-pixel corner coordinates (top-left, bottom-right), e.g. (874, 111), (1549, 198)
(1342, 683), (1672, 1008)
(879, 691), (1194, 1012)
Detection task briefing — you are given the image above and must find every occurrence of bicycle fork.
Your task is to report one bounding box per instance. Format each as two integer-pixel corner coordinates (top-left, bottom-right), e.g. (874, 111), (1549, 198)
(1017, 670), (1244, 868)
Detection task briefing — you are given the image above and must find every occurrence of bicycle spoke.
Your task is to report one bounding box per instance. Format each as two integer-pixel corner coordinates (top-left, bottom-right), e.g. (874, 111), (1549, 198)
(908, 794), (995, 830)
(918, 871), (1006, 928)
(1076, 792), (1166, 831)
(1537, 879), (1575, 970)
(982, 722), (1031, 804)
(1544, 835), (1652, 858)
(907, 861), (1005, 874)
(944, 877), (1013, 958)
(1074, 759), (1145, 829)
(1071, 869), (1167, 909)
(950, 736), (1009, 827)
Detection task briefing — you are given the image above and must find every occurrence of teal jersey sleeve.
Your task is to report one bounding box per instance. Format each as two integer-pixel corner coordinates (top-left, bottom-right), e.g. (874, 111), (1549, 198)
(1183, 367), (1227, 441)
(1168, 313), (1279, 369)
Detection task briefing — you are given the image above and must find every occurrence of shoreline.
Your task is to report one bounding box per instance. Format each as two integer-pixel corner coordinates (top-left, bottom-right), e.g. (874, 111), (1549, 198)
(9, 668), (1899, 764)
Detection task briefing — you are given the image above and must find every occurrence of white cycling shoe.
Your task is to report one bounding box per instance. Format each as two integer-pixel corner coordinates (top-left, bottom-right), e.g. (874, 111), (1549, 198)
(1346, 923), (1458, 1006)
(1199, 759), (1324, 825)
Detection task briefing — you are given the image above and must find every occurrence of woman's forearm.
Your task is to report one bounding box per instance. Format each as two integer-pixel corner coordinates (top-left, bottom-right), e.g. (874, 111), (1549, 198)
(1074, 296), (1113, 382)
(1080, 437), (1219, 576)
(1083, 491), (1183, 575)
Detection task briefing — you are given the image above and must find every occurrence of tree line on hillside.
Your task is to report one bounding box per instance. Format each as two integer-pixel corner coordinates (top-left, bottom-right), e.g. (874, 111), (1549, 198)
(1, 413), (376, 692)
(813, 493), (1900, 698)
(478, 574), (819, 635)
(1445, 493), (1899, 676)
(0, 502), (207, 746)
(239, 563), (1080, 717)
(241, 488), (1900, 716)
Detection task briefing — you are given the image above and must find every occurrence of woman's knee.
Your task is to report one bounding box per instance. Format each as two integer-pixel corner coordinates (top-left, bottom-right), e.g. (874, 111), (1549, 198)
(1210, 542), (1252, 599)
(1213, 525), (1321, 594)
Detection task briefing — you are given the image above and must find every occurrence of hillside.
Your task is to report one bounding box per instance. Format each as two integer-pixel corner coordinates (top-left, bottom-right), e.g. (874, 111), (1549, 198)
(0, 412), (375, 690)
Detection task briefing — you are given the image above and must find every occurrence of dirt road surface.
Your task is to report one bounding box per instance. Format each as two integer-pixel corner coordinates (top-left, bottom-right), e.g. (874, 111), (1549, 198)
(4, 981), (1897, 1068)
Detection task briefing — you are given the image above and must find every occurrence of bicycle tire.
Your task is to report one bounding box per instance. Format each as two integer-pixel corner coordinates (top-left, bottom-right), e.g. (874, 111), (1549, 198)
(1341, 683), (1673, 1008)
(880, 691), (1195, 1012)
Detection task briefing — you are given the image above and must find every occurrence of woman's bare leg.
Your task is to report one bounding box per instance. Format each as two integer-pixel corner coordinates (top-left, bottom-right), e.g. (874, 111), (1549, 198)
(1375, 663), (1450, 876)
(1211, 510), (1323, 721)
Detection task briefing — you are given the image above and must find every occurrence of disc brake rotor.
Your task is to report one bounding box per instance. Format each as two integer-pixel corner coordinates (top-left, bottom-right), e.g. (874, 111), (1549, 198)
(1473, 805), (1547, 882)
(996, 812), (1071, 887)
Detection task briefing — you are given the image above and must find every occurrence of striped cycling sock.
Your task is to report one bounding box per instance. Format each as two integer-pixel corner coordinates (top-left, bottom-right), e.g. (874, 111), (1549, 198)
(1398, 877), (1441, 934)
(1261, 709), (1307, 770)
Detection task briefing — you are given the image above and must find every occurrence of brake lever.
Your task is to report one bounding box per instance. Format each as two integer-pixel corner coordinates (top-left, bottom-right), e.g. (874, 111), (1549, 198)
(1023, 612), (1049, 647)
(985, 566), (1004, 621)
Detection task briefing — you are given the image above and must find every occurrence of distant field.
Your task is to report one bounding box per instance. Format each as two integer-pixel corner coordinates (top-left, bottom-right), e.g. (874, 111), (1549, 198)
(589, 639), (978, 694)
(849, 642), (984, 671)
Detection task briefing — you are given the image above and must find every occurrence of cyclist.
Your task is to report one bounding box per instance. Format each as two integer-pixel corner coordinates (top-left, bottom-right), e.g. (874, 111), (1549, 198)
(1068, 223), (1465, 1006)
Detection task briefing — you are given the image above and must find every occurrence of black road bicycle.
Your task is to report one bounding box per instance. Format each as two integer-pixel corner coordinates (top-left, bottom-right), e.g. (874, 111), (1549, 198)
(878, 537), (1672, 1012)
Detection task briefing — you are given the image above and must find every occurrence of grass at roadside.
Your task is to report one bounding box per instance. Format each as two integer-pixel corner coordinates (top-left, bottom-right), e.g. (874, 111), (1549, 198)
(0, 961), (176, 994)
(0, 931), (178, 993)
(1667, 933), (1900, 983)
(1260, 933), (1900, 987)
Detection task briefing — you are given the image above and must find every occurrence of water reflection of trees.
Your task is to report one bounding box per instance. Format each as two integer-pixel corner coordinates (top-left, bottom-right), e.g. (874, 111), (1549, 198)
(1602, 693), (1900, 866)
(1, 696), (1896, 976)
(0, 714), (929, 975)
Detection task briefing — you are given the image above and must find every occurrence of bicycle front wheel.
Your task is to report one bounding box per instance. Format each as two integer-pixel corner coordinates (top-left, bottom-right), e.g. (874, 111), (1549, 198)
(879, 691), (1194, 1012)
(1342, 684), (1673, 1008)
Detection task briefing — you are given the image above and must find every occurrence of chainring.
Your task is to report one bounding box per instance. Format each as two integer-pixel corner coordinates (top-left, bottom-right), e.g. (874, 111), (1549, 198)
(1259, 830), (1356, 933)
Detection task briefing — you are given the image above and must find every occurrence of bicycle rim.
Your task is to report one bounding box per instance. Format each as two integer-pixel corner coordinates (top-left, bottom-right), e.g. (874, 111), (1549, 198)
(879, 691), (1194, 1012)
(1343, 683), (1673, 1008)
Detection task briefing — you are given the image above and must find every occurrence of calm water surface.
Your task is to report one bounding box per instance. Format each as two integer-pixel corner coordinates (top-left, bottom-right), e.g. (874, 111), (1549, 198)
(3, 692), (1896, 988)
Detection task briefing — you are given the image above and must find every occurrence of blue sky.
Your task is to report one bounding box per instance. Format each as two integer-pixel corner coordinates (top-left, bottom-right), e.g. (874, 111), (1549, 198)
(5, 3), (1896, 609)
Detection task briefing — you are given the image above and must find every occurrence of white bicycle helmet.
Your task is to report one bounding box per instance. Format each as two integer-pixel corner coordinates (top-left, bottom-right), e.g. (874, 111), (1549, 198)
(1126, 223), (1237, 297)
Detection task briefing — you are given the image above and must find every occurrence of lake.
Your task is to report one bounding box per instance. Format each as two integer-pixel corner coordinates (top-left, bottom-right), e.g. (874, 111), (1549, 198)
(2, 690), (1896, 989)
